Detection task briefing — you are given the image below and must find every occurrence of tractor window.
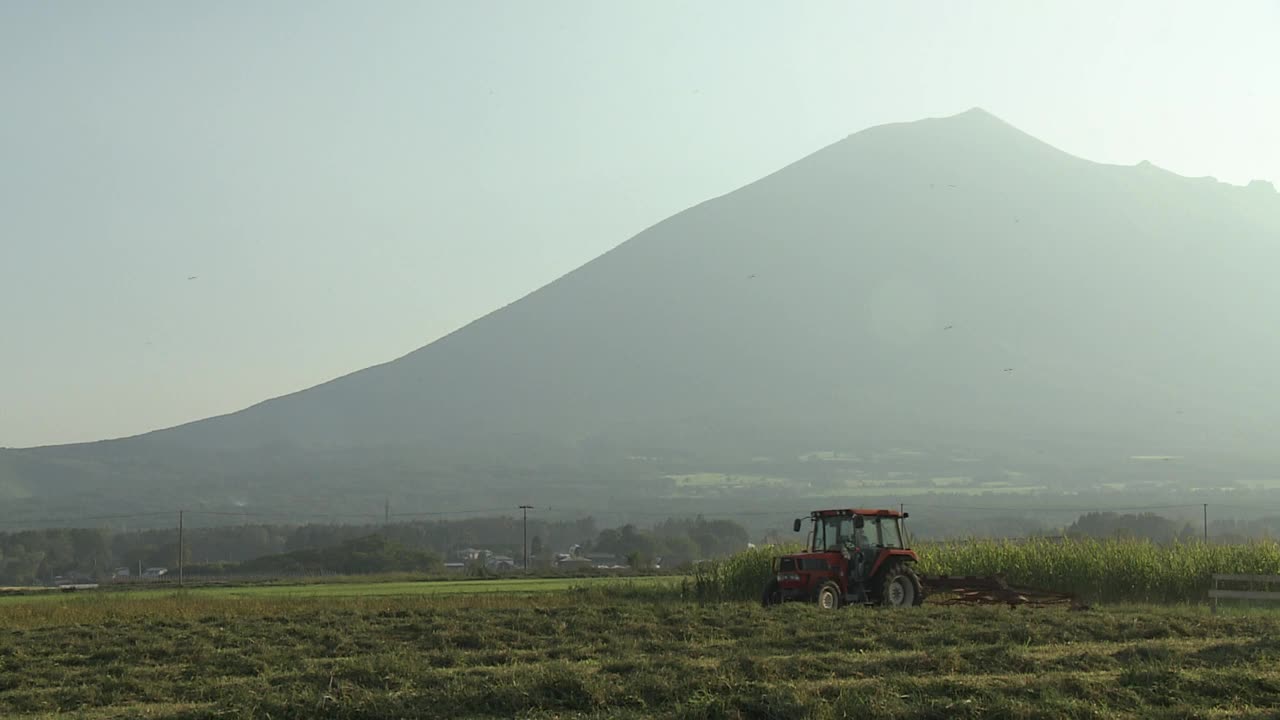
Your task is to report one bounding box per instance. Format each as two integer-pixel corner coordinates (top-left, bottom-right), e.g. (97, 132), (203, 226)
(817, 516), (873, 551)
(817, 516), (858, 551)
(837, 518), (855, 549)
(850, 519), (870, 547)
(880, 518), (904, 548)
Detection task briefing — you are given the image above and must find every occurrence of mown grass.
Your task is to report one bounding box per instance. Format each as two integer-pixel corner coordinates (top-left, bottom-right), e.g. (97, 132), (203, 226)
(4, 590), (1280, 719)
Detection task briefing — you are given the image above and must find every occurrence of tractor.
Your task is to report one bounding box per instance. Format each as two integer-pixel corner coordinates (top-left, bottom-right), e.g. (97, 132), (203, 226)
(762, 508), (924, 609)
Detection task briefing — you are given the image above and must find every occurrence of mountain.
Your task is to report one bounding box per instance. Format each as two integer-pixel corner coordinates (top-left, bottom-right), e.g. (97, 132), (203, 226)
(6, 108), (1280, 524)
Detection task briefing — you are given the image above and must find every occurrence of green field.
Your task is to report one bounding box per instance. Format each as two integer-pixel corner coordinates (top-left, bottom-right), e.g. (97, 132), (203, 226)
(4, 589), (1280, 719)
(0, 575), (680, 605)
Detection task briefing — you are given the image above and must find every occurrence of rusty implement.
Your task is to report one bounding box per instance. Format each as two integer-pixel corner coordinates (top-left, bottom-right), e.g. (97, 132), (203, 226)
(922, 575), (1088, 610)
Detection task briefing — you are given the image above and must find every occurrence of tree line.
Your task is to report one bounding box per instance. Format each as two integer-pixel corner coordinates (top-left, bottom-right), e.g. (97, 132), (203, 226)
(12, 508), (1267, 585)
(0, 514), (749, 585)
(1064, 511), (1280, 544)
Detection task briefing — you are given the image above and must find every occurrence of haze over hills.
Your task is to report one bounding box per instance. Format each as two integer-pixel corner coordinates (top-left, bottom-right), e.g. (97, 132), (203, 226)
(5, 108), (1280, 525)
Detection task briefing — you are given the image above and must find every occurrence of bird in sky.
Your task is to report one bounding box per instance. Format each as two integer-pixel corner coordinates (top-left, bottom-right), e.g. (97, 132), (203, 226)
(187, 276), (198, 281)
(943, 325), (954, 330)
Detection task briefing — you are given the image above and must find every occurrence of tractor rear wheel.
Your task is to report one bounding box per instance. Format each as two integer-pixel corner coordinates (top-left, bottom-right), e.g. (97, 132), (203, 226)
(816, 580), (842, 610)
(875, 562), (924, 608)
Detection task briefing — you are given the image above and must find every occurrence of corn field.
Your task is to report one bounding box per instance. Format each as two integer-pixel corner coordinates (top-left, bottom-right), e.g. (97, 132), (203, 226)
(920, 537), (1280, 603)
(694, 538), (1280, 604)
(690, 543), (805, 602)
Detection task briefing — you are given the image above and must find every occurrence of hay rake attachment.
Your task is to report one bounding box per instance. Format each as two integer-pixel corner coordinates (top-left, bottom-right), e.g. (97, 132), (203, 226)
(922, 575), (1089, 610)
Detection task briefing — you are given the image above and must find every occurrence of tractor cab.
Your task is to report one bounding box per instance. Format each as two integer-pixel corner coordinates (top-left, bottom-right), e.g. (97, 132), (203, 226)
(763, 508), (923, 609)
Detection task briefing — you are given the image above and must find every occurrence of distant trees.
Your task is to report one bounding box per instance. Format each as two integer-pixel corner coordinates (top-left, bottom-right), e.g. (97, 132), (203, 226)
(1066, 512), (1197, 544)
(625, 550), (653, 570)
(0, 514), (750, 584)
(590, 516), (750, 568)
(238, 535), (442, 575)
(1208, 516), (1280, 544)
(0, 545), (45, 585)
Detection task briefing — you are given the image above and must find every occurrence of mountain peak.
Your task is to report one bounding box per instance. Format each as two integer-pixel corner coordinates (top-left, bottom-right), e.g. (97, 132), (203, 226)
(844, 106), (1029, 145)
(9, 109), (1280, 521)
(933, 106), (1025, 134)
(809, 106), (1070, 177)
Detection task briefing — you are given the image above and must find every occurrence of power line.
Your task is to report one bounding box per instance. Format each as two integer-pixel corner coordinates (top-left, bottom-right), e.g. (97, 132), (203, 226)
(902, 502), (1205, 513)
(0, 506), (522, 531)
(6, 500), (1278, 535)
(389, 507), (516, 518)
(543, 507), (814, 518)
(519, 505), (533, 571)
(544, 503), (1211, 518)
(0, 510), (175, 528)
(177, 510), (184, 588)
(188, 510), (383, 521)
(1206, 504), (1280, 512)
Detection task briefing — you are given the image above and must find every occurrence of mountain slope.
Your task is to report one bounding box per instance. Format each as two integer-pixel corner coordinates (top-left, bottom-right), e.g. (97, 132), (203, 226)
(7, 108), (1280, 518)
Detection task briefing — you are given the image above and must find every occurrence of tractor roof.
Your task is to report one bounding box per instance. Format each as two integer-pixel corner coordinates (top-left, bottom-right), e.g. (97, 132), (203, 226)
(811, 508), (907, 519)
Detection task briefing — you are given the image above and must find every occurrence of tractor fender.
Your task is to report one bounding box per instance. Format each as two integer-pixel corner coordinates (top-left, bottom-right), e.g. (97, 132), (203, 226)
(867, 549), (919, 578)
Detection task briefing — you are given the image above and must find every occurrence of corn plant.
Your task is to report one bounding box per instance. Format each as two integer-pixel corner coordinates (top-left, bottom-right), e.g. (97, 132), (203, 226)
(917, 537), (1280, 603)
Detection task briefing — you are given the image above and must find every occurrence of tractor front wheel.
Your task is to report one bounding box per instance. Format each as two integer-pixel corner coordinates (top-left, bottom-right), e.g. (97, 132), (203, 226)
(876, 562), (924, 608)
(816, 580), (842, 610)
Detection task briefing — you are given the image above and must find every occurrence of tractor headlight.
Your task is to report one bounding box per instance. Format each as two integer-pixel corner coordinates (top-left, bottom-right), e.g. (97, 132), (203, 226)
(776, 573), (801, 583)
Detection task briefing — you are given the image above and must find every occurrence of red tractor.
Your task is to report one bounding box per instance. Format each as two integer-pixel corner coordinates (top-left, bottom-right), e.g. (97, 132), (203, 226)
(762, 508), (924, 609)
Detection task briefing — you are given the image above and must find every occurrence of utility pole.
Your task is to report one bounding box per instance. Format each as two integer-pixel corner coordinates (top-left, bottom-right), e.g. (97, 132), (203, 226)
(385, 498), (390, 525)
(1203, 503), (1209, 543)
(177, 509), (185, 588)
(519, 505), (534, 571)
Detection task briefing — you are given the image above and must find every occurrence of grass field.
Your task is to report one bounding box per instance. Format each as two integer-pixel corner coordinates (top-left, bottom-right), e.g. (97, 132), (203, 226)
(8, 539), (1280, 718)
(4, 588), (1280, 719)
(0, 575), (679, 605)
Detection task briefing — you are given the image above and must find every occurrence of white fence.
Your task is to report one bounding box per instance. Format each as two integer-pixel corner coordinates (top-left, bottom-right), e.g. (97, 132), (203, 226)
(1209, 574), (1280, 613)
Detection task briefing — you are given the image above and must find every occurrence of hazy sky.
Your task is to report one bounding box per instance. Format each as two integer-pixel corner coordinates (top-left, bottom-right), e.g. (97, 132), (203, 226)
(2, 1), (1277, 448)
